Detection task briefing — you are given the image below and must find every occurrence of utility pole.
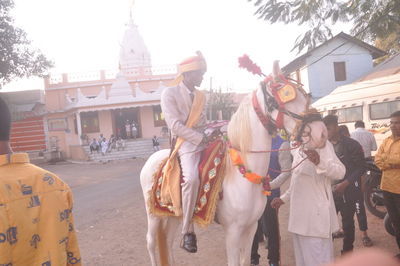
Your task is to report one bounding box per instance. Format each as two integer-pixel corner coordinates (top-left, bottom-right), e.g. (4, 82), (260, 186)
(209, 77), (213, 120)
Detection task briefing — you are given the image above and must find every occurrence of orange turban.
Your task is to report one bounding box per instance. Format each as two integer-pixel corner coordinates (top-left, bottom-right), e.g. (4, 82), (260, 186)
(171, 51), (207, 86)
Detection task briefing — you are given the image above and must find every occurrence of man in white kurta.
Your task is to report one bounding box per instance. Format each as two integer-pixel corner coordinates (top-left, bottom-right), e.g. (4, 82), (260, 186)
(160, 52), (207, 253)
(273, 141), (345, 266)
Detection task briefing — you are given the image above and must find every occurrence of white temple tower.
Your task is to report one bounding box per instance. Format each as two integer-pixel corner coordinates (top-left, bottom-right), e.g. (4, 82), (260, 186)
(119, 13), (152, 71)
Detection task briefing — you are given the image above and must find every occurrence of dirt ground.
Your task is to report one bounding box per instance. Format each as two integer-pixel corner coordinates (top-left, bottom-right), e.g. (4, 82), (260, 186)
(40, 159), (399, 266)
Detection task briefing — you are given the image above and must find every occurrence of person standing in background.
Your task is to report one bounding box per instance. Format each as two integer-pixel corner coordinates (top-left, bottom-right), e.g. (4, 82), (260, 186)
(125, 120), (131, 139)
(131, 122), (138, 139)
(375, 111), (400, 259)
(152, 135), (160, 151)
(337, 124), (373, 247)
(323, 115), (366, 254)
(351, 121), (377, 161)
(251, 134), (292, 266)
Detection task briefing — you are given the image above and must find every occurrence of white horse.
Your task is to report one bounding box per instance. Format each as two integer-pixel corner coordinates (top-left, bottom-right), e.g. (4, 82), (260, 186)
(140, 63), (328, 266)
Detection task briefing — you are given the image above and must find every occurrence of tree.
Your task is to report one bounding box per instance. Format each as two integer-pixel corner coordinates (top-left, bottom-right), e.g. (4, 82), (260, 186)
(374, 29), (400, 63)
(0, 0), (53, 85)
(249, 0), (400, 54)
(207, 88), (237, 120)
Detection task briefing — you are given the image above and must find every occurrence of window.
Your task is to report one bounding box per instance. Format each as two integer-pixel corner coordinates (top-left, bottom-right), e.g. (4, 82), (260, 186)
(81, 111), (99, 133)
(370, 100), (400, 120)
(48, 118), (68, 131)
(336, 106), (363, 123)
(334, 62), (346, 81)
(153, 105), (166, 127)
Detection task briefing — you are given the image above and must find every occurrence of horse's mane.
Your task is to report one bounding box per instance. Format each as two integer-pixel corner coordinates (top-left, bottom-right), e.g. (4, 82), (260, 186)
(227, 93), (252, 164)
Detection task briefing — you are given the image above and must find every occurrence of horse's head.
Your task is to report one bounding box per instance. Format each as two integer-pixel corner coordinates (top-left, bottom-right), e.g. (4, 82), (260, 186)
(255, 61), (327, 148)
(293, 111), (328, 150)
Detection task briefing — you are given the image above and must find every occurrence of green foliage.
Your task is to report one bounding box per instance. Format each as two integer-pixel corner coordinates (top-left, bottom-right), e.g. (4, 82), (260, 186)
(207, 88), (236, 120)
(0, 0), (53, 85)
(375, 30), (400, 63)
(249, 0), (400, 54)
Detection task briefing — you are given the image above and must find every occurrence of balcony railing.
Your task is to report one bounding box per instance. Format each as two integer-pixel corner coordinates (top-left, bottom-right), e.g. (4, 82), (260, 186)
(47, 65), (177, 86)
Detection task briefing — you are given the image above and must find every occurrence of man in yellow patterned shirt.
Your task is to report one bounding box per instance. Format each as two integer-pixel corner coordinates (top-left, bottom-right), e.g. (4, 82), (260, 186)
(375, 110), (400, 257)
(0, 97), (81, 265)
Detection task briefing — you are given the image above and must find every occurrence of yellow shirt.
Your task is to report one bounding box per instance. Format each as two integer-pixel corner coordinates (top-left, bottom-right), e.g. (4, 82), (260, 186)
(0, 153), (81, 266)
(375, 136), (400, 194)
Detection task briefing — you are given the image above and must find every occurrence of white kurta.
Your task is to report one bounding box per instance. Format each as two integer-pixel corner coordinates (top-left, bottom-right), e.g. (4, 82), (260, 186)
(280, 141), (345, 266)
(101, 140), (108, 154)
(292, 233), (333, 266)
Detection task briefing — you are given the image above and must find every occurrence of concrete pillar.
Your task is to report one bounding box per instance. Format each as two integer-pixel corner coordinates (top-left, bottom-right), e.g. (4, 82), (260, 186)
(76, 112), (82, 145)
(44, 76), (50, 88)
(62, 73), (68, 84)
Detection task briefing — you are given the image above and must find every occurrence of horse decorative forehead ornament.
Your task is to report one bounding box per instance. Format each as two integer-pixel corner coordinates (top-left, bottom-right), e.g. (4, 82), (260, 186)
(238, 54), (322, 141)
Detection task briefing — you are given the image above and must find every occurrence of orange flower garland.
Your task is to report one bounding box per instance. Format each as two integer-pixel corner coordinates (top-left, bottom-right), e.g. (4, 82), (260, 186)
(229, 147), (271, 196)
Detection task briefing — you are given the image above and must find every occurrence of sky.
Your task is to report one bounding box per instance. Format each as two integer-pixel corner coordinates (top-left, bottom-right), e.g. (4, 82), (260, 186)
(4, 0), (338, 92)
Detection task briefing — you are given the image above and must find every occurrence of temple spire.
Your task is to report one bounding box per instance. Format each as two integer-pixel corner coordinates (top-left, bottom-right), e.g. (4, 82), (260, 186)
(129, 0), (135, 24)
(119, 0), (152, 70)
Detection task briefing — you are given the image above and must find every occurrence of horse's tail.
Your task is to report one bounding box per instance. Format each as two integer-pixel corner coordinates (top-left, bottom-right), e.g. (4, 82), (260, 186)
(157, 221), (169, 266)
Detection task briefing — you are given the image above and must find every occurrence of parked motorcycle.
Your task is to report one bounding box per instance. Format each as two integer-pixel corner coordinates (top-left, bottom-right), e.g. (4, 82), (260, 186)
(364, 160), (387, 219)
(384, 213), (396, 236)
(364, 160), (397, 237)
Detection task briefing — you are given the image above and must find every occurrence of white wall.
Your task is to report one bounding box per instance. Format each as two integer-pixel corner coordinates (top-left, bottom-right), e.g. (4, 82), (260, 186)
(305, 38), (373, 101)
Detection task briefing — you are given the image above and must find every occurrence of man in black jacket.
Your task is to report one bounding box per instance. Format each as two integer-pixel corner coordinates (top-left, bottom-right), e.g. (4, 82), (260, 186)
(323, 115), (366, 254)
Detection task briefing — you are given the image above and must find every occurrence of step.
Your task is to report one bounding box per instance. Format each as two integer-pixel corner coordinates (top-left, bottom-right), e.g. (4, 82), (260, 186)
(82, 138), (168, 162)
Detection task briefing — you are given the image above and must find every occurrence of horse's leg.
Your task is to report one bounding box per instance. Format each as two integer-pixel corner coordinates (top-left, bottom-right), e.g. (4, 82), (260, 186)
(239, 222), (258, 266)
(165, 217), (180, 266)
(146, 214), (161, 266)
(225, 224), (242, 266)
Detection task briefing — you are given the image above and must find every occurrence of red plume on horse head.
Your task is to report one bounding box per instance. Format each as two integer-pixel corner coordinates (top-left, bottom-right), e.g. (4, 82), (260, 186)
(238, 54), (265, 77)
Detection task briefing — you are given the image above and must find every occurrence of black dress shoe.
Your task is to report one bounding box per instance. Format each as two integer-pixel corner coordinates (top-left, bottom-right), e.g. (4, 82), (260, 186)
(181, 232), (197, 253)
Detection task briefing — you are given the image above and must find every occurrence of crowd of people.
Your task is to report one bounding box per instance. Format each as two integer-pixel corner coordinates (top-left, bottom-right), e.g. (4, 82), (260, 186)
(259, 113), (400, 266)
(123, 120), (139, 139)
(89, 134), (127, 155)
(88, 133), (161, 156)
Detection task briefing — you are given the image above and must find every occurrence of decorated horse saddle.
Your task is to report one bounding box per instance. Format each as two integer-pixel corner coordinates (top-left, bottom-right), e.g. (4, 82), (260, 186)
(149, 121), (228, 226)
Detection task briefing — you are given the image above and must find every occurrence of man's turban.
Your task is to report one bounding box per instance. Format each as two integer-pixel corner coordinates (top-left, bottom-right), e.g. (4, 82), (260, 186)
(171, 51), (207, 86)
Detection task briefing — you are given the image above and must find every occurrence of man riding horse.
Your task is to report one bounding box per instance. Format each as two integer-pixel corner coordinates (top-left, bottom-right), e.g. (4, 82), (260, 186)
(160, 51), (208, 253)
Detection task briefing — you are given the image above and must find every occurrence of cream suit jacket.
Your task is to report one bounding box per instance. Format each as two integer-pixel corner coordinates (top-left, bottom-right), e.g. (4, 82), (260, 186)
(160, 82), (207, 154)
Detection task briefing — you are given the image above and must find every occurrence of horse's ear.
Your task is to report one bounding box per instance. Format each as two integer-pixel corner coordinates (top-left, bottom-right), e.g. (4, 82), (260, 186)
(272, 60), (282, 80)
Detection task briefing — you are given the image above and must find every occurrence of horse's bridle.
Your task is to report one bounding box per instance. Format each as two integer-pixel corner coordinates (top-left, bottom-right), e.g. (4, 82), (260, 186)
(253, 74), (322, 143)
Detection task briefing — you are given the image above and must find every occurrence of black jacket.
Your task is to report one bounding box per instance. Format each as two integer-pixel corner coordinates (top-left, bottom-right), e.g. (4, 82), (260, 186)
(333, 136), (366, 188)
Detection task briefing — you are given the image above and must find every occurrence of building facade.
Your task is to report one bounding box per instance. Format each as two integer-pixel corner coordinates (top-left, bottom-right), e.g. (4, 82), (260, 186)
(44, 18), (176, 159)
(313, 53), (400, 150)
(282, 32), (386, 101)
(2, 90), (47, 153)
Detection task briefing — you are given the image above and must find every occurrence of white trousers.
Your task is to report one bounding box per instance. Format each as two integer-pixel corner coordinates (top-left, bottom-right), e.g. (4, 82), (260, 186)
(292, 233), (333, 266)
(179, 150), (201, 234)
